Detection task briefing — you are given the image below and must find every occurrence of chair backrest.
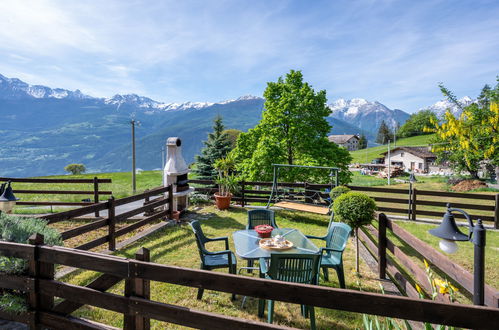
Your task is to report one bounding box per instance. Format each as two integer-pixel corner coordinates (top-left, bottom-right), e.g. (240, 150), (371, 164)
(267, 253), (320, 285)
(325, 219), (351, 259)
(247, 209), (277, 229)
(189, 220), (208, 264)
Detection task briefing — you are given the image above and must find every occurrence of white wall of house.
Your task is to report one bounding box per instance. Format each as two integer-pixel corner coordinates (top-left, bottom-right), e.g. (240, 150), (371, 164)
(384, 150), (426, 171)
(340, 138), (359, 151)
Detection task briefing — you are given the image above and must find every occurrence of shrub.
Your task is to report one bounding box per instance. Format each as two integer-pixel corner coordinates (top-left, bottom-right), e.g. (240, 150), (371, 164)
(333, 192), (377, 229)
(64, 163), (86, 175)
(329, 185), (351, 204)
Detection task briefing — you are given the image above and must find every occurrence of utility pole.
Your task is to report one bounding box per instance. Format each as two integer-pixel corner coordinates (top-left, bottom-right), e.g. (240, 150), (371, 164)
(387, 140), (391, 185)
(131, 120), (137, 193)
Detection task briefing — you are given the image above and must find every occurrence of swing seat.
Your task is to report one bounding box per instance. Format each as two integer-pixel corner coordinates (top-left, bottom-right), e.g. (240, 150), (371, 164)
(274, 201), (330, 215)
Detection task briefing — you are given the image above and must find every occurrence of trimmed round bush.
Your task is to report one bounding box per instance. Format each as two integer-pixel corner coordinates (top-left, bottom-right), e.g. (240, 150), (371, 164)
(332, 192), (377, 229)
(329, 185), (351, 203)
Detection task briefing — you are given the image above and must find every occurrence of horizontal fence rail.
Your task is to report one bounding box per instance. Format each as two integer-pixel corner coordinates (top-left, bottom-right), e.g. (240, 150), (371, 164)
(1, 176), (112, 209)
(0, 238), (498, 329)
(360, 213), (499, 308)
(189, 179), (499, 227)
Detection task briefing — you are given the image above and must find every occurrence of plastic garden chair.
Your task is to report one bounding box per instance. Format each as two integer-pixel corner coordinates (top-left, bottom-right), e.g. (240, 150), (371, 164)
(306, 214), (351, 288)
(245, 209), (278, 271)
(189, 220), (237, 300)
(258, 253), (321, 329)
(246, 209), (278, 229)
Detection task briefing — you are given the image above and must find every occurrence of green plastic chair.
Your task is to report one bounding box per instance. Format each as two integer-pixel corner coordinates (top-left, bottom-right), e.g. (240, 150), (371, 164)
(246, 209), (278, 229)
(189, 220), (237, 300)
(258, 253), (320, 329)
(245, 209), (278, 271)
(306, 214), (351, 288)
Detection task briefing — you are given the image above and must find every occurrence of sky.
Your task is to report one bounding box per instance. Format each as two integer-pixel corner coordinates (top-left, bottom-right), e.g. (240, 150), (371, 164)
(0, 0), (498, 113)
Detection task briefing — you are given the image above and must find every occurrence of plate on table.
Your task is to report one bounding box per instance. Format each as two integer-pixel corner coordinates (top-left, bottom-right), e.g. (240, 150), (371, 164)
(259, 238), (293, 250)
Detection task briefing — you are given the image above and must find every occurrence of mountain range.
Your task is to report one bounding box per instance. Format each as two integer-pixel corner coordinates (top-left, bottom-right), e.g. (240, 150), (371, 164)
(0, 74), (463, 177)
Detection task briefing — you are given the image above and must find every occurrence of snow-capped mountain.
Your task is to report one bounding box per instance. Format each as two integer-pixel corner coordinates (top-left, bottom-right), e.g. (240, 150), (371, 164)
(0, 73), (90, 100)
(421, 96), (474, 117)
(328, 98), (410, 132)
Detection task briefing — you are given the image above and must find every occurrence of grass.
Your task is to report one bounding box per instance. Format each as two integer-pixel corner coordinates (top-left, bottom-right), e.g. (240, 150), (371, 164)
(64, 206), (385, 329)
(350, 134), (434, 164)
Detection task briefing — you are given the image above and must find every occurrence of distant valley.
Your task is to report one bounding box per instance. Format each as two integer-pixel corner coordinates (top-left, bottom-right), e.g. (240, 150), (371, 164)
(0, 73), (463, 177)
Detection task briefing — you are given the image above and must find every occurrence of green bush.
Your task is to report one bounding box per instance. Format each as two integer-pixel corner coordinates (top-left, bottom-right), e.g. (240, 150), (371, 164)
(332, 192), (377, 229)
(329, 185), (351, 204)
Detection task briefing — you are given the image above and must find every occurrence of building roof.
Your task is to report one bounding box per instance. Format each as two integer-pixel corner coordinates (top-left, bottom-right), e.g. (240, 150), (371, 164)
(328, 134), (359, 144)
(382, 146), (435, 159)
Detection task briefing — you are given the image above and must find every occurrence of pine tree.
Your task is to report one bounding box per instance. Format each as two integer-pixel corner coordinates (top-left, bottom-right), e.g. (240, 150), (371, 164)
(358, 134), (367, 149)
(194, 116), (232, 180)
(376, 120), (392, 144)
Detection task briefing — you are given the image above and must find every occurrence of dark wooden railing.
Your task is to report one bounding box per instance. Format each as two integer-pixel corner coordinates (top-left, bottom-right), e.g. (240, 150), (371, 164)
(359, 213), (499, 308)
(38, 185), (174, 252)
(0, 236), (498, 329)
(189, 179), (499, 228)
(1, 177), (112, 211)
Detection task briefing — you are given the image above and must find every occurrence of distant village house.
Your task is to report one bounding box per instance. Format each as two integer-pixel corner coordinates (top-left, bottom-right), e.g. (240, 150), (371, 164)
(382, 146), (436, 173)
(328, 134), (360, 151)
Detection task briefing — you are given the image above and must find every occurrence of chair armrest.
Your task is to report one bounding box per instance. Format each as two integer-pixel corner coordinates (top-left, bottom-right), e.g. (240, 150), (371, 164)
(306, 234), (327, 241)
(258, 257), (268, 275)
(320, 247), (344, 254)
(207, 236), (229, 250)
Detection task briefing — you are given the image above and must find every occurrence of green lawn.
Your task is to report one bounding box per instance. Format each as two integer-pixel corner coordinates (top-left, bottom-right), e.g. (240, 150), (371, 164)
(64, 206), (384, 329)
(350, 134), (434, 164)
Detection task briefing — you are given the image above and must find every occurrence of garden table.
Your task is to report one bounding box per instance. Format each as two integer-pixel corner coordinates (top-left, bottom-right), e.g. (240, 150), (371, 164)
(232, 228), (319, 260)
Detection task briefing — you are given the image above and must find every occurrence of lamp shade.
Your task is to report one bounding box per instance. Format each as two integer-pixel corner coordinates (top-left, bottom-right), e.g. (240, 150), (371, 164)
(0, 182), (19, 202)
(428, 209), (468, 241)
(409, 172), (417, 183)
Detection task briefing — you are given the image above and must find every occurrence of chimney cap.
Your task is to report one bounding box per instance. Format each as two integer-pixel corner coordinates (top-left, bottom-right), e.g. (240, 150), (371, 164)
(166, 137), (181, 147)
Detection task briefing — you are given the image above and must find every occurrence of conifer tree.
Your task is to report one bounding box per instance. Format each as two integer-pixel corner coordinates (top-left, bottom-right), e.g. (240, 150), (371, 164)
(195, 116), (232, 180)
(358, 134), (368, 149)
(375, 120), (392, 144)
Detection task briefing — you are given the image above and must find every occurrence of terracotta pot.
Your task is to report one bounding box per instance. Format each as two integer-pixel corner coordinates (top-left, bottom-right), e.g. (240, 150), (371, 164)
(172, 211), (180, 221)
(214, 193), (232, 210)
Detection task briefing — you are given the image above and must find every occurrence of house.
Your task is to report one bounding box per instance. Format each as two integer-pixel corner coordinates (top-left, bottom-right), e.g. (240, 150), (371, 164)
(382, 146), (436, 173)
(328, 134), (360, 151)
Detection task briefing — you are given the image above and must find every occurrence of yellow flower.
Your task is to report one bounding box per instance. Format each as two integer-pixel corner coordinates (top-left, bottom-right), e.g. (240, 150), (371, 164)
(423, 259), (430, 270)
(415, 283), (424, 295)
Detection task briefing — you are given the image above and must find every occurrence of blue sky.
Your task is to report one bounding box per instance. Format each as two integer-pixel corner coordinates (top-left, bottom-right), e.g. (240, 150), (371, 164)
(0, 0), (498, 112)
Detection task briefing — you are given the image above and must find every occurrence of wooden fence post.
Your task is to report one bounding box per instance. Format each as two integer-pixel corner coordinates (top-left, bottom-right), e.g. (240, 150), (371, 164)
(28, 233), (54, 329)
(494, 194), (499, 229)
(94, 177), (100, 217)
(168, 184), (174, 220)
(108, 196), (116, 251)
(240, 180), (245, 207)
(125, 248), (151, 330)
(411, 188), (417, 221)
(378, 213), (387, 280)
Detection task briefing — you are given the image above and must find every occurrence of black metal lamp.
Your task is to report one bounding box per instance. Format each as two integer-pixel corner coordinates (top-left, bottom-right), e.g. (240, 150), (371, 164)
(409, 172), (417, 183)
(428, 204), (486, 305)
(0, 181), (20, 214)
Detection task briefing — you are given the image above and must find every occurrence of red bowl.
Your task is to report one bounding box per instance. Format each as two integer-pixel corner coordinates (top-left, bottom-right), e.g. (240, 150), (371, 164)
(254, 225), (273, 238)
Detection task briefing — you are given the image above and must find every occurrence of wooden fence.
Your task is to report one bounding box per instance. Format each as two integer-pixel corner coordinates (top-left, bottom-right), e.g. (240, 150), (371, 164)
(189, 179), (499, 228)
(0, 233), (498, 329)
(358, 213), (499, 308)
(38, 185), (174, 252)
(1, 177), (113, 213)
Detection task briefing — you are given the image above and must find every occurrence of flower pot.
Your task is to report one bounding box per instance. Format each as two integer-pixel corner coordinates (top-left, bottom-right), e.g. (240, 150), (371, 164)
(172, 210), (180, 221)
(214, 192), (232, 210)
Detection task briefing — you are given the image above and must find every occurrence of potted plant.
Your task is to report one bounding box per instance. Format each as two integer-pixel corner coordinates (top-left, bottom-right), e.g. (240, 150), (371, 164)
(213, 157), (239, 210)
(332, 191), (377, 274)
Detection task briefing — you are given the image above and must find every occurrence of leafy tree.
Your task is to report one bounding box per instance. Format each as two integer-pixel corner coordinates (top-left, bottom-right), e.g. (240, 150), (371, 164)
(358, 134), (368, 149)
(195, 116), (232, 180)
(397, 110), (438, 138)
(232, 70), (352, 184)
(64, 164), (86, 175)
(223, 129), (242, 149)
(427, 81), (499, 179)
(375, 120), (393, 144)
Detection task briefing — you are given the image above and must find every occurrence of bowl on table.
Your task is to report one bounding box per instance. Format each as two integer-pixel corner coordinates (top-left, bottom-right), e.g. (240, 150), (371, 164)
(254, 224), (274, 238)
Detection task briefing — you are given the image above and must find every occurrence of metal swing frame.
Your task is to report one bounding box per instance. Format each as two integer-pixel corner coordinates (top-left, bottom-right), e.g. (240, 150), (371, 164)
(266, 164), (340, 211)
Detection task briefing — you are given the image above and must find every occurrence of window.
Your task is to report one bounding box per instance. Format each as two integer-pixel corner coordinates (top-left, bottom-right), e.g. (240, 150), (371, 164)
(419, 163), (423, 169)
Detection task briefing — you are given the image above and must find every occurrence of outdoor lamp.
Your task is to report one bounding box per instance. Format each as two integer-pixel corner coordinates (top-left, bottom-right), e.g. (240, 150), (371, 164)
(428, 204), (486, 305)
(409, 172), (417, 183)
(0, 181), (19, 214)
